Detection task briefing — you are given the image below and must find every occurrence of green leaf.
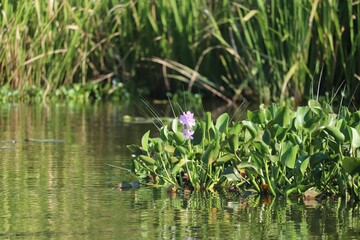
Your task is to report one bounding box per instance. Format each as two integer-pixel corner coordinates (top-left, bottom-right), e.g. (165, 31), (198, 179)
(274, 106), (292, 127)
(202, 141), (220, 165)
(262, 129), (271, 145)
(220, 166), (241, 182)
(350, 127), (360, 149)
(237, 162), (260, 173)
(275, 126), (289, 142)
(342, 157), (360, 176)
(324, 126), (345, 142)
(281, 143), (299, 169)
(300, 156), (310, 176)
(294, 106), (310, 130)
(228, 134), (239, 153)
(247, 105), (271, 124)
(205, 112), (213, 130)
(242, 120), (258, 138)
(215, 154), (234, 166)
(172, 158), (189, 175)
(160, 126), (168, 141)
(174, 131), (186, 145)
(308, 99), (323, 116)
(139, 155), (156, 165)
(141, 130), (150, 152)
(172, 118), (179, 132)
(215, 113), (229, 133)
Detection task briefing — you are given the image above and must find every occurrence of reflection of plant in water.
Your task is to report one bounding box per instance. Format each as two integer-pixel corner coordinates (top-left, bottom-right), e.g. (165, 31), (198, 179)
(128, 100), (360, 199)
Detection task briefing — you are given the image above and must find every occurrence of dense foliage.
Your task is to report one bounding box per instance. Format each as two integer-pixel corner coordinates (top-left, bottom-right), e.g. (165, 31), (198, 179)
(0, 0), (359, 103)
(129, 100), (360, 199)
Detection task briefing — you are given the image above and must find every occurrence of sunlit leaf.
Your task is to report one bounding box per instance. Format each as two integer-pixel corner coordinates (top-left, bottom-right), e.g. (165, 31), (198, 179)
(215, 154), (234, 166)
(324, 126), (345, 142)
(139, 155), (156, 165)
(205, 112), (212, 130)
(215, 113), (229, 133)
(174, 131), (185, 145)
(350, 127), (360, 149)
(308, 99), (324, 116)
(275, 126), (289, 142)
(160, 125), (168, 141)
(294, 106), (310, 130)
(202, 141), (220, 165)
(220, 166), (241, 182)
(281, 142), (299, 169)
(274, 106), (292, 127)
(141, 130), (150, 152)
(172, 158), (189, 175)
(172, 118), (179, 132)
(242, 120), (258, 138)
(228, 134), (239, 153)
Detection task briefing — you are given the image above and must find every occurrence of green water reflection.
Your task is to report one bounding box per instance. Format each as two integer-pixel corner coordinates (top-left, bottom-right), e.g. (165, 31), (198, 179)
(0, 102), (359, 239)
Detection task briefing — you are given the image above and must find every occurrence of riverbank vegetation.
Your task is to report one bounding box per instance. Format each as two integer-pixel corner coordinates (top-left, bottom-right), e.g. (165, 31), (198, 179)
(0, 0), (359, 103)
(128, 100), (360, 199)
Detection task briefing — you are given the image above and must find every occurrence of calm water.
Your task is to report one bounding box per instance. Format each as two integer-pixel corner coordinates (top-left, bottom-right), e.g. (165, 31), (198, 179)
(0, 102), (359, 240)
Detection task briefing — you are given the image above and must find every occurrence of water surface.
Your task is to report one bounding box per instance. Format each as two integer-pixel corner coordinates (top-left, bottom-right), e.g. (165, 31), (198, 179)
(0, 102), (359, 239)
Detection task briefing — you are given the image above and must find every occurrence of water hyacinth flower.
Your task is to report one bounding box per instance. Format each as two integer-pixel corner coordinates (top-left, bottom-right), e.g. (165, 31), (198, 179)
(179, 111), (195, 140)
(179, 111), (196, 128)
(182, 128), (194, 140)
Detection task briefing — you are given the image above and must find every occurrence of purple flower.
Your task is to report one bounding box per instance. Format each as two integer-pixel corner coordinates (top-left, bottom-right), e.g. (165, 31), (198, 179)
(179, 111), (196, 128)
(182, 128), (194, 140)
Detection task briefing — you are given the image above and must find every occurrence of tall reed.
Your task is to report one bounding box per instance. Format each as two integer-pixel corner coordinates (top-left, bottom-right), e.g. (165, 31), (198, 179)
(0, 1), (359, 103)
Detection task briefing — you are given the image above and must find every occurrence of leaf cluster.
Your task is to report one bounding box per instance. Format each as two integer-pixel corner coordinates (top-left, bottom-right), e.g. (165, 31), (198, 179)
(129, 100), (360, 198)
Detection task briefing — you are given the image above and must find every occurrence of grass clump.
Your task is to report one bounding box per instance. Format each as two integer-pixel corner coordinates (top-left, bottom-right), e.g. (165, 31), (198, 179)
(129, 100), (360, 199)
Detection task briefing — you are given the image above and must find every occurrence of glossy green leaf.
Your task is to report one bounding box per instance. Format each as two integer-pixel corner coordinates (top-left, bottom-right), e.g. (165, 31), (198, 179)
(294, 106), (310, 130)
(228, 134), (239, 153)
(220, 166), (241, 182)
(247, 105), (271, 124)
(175, 146), (187, 158)
(281, 143), (299, 169)
(215, 113), (229, 133)
(172, 118), (179, 132)
(139, 155), (156, 165)
(229, 123), (242, 135)
(172, 158), (189, 175)
(342, 157), (360, 176)
(237, 161), (260, 173)
(174, 131), (185, 145)
(350, 127), (360, 149)
(141, 130), (150, 152)
(160, 125), (168, 141)
(324, 126), (345, 142)
(242, 120), (258, 138)
(205, 112), (212, 130)
(275, 126), (289, 142)
(299, 157), (310, 176)
(202, 141), (220, 165)
(274, 106), (292, 127)
(215, 154), (234, 166)
(308, 99), (324, 116)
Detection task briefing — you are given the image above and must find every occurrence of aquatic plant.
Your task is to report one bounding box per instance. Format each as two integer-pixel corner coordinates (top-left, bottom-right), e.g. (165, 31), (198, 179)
(128, 100), (360, 199)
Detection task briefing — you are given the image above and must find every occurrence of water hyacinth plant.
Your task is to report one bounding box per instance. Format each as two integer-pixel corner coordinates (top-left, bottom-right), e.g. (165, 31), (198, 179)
(128, 100), (360, 199)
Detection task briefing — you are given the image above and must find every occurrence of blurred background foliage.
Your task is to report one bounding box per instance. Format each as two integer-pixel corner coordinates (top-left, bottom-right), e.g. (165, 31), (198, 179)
(0, 0), (359, 104)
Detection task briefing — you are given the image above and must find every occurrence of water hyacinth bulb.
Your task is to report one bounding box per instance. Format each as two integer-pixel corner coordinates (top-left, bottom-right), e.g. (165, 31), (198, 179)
(179, 111), (195, 140)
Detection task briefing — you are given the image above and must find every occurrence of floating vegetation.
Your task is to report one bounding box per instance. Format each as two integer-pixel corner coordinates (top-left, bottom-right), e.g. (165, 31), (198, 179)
(128, 100), (360, 199)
